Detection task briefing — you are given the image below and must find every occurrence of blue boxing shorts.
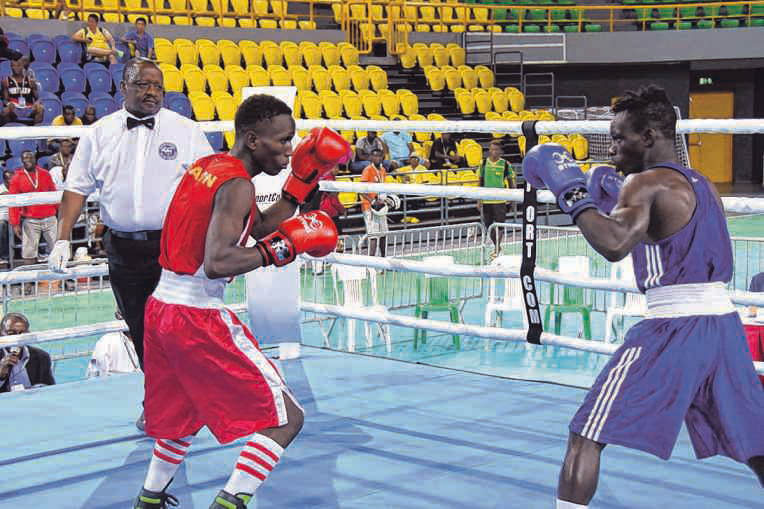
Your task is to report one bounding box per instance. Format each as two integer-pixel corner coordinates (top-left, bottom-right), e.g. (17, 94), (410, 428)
(570, 310), (764, 462)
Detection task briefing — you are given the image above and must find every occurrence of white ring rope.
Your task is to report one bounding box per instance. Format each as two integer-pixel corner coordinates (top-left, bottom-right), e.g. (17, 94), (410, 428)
(3, 118), (764, 139)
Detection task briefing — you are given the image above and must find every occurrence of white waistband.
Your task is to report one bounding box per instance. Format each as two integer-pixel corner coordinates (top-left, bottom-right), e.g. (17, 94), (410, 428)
(152, 270), (226, 308)
(645, 282), (734, 318)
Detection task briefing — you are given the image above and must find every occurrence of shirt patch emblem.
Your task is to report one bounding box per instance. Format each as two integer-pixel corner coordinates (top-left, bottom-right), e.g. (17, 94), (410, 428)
(158, 142), (178, 160)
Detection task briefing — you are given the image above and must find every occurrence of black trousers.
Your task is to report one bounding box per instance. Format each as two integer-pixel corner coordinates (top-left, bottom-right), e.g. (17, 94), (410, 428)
(104, 230), (162, 369)
(482, 203), (507, 249)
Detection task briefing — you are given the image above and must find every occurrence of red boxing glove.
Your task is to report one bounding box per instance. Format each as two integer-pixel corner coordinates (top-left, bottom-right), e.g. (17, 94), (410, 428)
(283, 127), (352, 205)
(256, 210), (338, 267)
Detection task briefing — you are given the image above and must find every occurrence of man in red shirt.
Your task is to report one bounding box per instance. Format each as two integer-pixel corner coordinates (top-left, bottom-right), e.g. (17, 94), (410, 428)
(133, 94), (351, 509)
(8, 151), (58, 265)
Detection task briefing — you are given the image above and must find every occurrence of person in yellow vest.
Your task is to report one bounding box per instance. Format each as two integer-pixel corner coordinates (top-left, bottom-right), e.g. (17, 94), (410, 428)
(394, 153), (428, 184)
(72, 14), (122, 65)
(477, 140), (515, 260)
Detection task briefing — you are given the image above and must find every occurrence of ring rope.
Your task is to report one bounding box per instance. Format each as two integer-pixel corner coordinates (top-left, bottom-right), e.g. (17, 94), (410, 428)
(3, 119), (764, 140)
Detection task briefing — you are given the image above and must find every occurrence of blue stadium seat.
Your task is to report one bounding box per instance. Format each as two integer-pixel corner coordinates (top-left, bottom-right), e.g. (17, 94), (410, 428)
(113, 89), (124, 107)
(37, 155), (51, 169)
(206, 132), (224, 152)
(30, 38), (56, 64)
(59, 63), (86, 93)
(165, 92), (192, 118)
(6, 157), (23, 171)
(115, 41), (131, 63)
(84, 63), (111, 94)
(29, 63), (59, 94)
(61, 92), (89, 117)
(110, 63), (125, 90)
(26, 33), (49, 45)
(52, 35), (71, 47)
(90, 93), (118, 118)
(40, 95), (62, 124)
(57, 41), (83, 64)
(7, 36), (29, 59)
(7, 127), (38, 156)
(0, 61), (10, 78)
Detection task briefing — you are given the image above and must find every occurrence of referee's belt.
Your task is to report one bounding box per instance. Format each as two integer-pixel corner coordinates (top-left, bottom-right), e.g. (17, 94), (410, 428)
(108, 229), (162, 241)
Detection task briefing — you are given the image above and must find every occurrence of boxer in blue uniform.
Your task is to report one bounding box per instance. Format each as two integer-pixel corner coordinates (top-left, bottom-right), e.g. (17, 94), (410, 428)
(522, 84), (764, 508)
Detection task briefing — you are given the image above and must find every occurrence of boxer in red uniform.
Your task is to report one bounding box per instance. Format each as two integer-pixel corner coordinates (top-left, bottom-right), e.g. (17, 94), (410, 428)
(133, 94), (352, 509)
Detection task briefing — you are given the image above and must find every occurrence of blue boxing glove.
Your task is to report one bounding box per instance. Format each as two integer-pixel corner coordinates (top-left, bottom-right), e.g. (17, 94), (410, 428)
(522, 143), (596, 221)
(586, 165), (624, 215)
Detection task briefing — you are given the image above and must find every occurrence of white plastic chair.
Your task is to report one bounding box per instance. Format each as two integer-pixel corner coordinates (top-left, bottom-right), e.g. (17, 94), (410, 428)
(484, 255), (527, 328)
(331, 264), (391, 353)
(604, 256), (647, 343)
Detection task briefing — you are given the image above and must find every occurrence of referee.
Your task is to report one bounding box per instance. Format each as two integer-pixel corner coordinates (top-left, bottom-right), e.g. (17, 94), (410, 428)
(48, 58), (212, 427)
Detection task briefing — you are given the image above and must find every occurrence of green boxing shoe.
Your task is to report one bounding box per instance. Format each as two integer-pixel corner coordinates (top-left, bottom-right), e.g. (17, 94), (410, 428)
(209, 490), (251, 509)
(134, 479), (179, 508)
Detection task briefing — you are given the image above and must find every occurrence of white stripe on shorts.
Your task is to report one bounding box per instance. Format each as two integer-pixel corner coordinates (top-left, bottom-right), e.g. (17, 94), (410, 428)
(581, 347), (642, 442)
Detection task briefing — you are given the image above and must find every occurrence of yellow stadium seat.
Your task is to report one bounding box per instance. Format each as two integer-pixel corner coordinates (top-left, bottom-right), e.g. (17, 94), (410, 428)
(301, 44), (322, 67)
(253, 0), (269, 16)
(310, 67), (332, 92)
(349, 3), (366, 19)
(224, 66), (249, 95)
(380, 94), (400, 117)
(280, 20), (297, 30)
(447, 44), (466, 66)
(217, 40), (242, 67)
(204, 65), (228, 94)
(320, 91), (343, 118)
(490, 89), (508, 113)
(414, 45), (434, 68)
(239, 41), (262, 67)
(537, 111), (556, 121)
(368, 68), (388, 92)
(506, 88), (525, 112)
(181, 65), (207, 94)
(154, 38), (176, 66)
(260, 41), (282, 66)
(299, 20), (317, 30)
(338, 192), (357, 208)
(213, 92), (237, 119)
(330, 67), (351, 91)
(455, 89), (475, 115)
(460, 67), (479, 90)
(159, 64), (184, 92)
(280, 41), (301, 67)
(405, 113), (429, 143)
(270, 0), (287, 16)
(502, 111), (520, 121)
(424, 68), (445, 92)
(174, 39), (198, 66)
(197, 40), (221, 67)
(431, 45), (450, 67)
(473, 89), (492, 114)
(300, 91), (322, 119)
(167, 0), (192, 25)
(361, 94), (382, 117)
(415, 24), (431, 32)
(269, 67), (292, 86)
(399, 46), (417, 69)
(259, 19), (278, 29)
(349, 66), (370, 91)
(288, 67), (310, 91)
(247, 65), (270, 87)
(442, 68), (460, 91)
(191, 0), (217, 26)
(340, 45), (360, 66)
(341, 92), (363, 117)
(319, 42), (340, 67)
(485, 112), (504, 138)
(400, 93), (418, 116)
(473, 7), (489, 22)
(475, 65), (494, 88)
(572, 136), (589, 160)
(190, 93), (215, 121)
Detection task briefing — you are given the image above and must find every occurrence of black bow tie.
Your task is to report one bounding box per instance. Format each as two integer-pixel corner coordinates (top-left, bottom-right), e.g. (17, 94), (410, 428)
(127, 116), (155, 130)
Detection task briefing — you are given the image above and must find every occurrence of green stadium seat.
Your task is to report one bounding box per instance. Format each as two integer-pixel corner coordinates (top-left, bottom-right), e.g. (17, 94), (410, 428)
(719, 18), (740, 27)
(584, 23), (602, 31)
(752, 4), (764, 16)
(563, 24), (579, 32)
(649, 21), (670, 29)
(749, 18), (764, 26)
(722, 4), (744, 16)
(677, 20), (693, 29)
(703, 5), (719, 17)
(696, 19), (715, 29)
(544, 24), (561, 32)
(523, 24), (542, 32)
(504, 24), (520, 32)
(527, 9), (546, 21)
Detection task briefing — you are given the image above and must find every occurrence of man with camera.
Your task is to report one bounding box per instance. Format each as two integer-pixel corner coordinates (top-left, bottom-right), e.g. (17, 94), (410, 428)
(0, 313), (55, 393)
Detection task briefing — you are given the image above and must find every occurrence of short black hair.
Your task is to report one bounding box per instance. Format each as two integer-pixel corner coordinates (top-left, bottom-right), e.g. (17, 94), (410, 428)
(136, 16), (147, 24)
(1, 312), (29, 333)
(489, 140), (502, 148)
(88, 13), (100, 22)
(63, 104), (75, 114)
(122, 57), (161, 84)
(612, 84), (676, 140)
(21, 150), (35, 159)
(234, 94), (292, 135)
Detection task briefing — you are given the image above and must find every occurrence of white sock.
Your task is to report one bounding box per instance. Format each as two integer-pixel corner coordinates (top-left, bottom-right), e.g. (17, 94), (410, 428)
(143, 436), (193, 491)
(556, 498), (588, 508)
(223, 433), (284, 497)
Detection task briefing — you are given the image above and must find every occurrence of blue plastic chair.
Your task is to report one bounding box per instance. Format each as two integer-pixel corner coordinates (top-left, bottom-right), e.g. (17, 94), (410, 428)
(29, 63), (59, 94)
(115, 41), (131, 63)
(30, 38), (56, 64)
(57, 41), (83, 64)
(60, 92), (89, 117)
(52, 35), (71, 47)
(59, 63), (86, 93)
(0, 61), (10, 79)
(8, 136), (38, 157)
(110, 63), (125, 90)
(6, 157), (23, 171)
(26, 33), (49, 45)
(37, 155), (51, 169)
(113, 90), (124, 107)
(40, 96), (62, 124)
(206, 132), (224, 152)
(90, 93), (118, 118)
(84, 63), (111, 94)
(8, 37), (29, 59)
(165, 92), (192, 118)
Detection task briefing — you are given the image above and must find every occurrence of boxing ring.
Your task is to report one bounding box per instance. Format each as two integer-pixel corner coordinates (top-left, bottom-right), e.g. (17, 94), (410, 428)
(1, 118), (764, 508)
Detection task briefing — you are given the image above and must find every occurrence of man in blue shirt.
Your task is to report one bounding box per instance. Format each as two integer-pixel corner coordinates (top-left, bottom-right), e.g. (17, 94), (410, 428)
(121, 18), (155, 59)
(381, 129), (413, 170)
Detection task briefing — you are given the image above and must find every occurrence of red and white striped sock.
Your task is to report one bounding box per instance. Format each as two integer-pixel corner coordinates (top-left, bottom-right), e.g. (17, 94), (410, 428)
(223, 433), (284, 497)
(143, 436), (193, 492)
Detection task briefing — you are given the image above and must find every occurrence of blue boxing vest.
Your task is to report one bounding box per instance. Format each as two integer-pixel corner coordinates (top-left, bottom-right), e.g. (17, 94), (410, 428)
(630, 162), (733, 294)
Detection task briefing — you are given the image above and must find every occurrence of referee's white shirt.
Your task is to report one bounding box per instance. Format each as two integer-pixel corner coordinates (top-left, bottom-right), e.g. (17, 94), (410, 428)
(66, 108), (213, 232)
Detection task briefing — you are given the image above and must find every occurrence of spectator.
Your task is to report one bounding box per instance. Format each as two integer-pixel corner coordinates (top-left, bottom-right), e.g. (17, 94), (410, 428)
(80, 105), (97, 125)
(72, 14), (122, 65)
(319, 166), (346, 244)
(429, 132), (465, 170)
(477, 140), (515, 259)
(0, 27), (22, 61)
(748, 272), (764, 318)
(351, 131), (391, 174)
(380, 128), (414, 170)
(53, 0), (75, 20)
(52, 105), (83, 127)
(394, 153), (428, 183)
(87, 309), (140, 377)
(360, 149), (389, 256)
(0, 56), (44, 126)
(0, 313), (55, 392)
(8, 151), (58, 265)
(745, 272), (764, 388)
(121, 17), (155, 59)
(47, 138), (76, 190)
(0, 168), (12, 265)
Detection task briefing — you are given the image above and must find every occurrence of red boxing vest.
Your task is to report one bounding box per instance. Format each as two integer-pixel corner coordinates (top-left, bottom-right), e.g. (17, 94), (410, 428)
(160, 153), (258, 276)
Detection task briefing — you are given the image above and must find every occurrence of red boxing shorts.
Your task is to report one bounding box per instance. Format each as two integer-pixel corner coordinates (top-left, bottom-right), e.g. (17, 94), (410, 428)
(143, 295), (294, 443)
